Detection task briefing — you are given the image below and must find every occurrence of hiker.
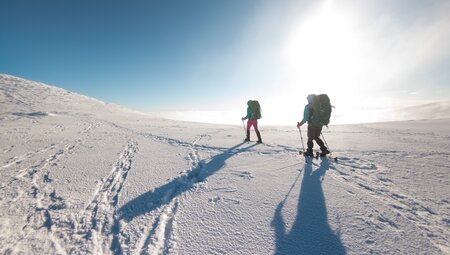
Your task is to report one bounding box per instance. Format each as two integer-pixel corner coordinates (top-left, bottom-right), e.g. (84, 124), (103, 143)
(297, 94), (330, 157)
(242, 100), (262, 143)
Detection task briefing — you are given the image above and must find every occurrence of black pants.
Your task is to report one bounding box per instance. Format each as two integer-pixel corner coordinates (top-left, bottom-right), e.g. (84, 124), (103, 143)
(307, 124), (325, 150)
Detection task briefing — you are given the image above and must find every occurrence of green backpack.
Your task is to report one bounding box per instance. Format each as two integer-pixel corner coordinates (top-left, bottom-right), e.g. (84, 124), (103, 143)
(310, 94), (332, 126)
(251, 100), (262, 119)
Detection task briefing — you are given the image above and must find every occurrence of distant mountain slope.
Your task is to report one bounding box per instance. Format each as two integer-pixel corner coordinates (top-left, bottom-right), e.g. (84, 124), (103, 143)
(0, 74), (142, 120)
(396, 101), (450, 120)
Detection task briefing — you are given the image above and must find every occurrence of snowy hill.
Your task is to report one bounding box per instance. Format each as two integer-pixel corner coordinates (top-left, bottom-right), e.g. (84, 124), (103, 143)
(0, 74), (449, 254)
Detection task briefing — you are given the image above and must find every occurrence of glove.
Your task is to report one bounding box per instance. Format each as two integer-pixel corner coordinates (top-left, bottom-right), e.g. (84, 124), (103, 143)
(241, 117), (245, 121)
(297, 122), (303, 128)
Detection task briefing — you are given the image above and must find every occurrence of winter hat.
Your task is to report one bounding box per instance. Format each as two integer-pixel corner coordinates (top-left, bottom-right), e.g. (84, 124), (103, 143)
(307, 94), (315, 103)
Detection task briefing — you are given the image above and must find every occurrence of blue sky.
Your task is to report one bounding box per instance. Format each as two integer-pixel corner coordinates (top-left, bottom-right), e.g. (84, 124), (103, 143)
(1, 0), (449, 124)
(1, 0), (263, 110)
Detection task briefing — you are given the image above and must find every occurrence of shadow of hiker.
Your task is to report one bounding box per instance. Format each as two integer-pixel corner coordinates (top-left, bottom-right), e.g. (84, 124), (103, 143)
(117, 141), (257, 220)
(111, 142), (257, 253)
(272, 159), (346, 255)
(111, 142), (257, 254)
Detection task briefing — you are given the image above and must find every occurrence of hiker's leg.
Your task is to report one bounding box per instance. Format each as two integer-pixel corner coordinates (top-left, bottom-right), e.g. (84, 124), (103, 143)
(316, 136), (326, 149)
(309, 125), (322, 147)
(313, 126), (326, 149)
(307, 124), (314, 150)
(312, 126), (329, 154)
(256, 131), (262, 143)
(246, 120), (252, 131)
(253, 120), (259, 132)
(252, 120), (261, 142)
(246, 119), (257, 141)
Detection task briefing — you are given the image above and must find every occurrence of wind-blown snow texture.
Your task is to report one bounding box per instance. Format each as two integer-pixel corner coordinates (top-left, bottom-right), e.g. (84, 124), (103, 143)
(0, 74), (449, 254)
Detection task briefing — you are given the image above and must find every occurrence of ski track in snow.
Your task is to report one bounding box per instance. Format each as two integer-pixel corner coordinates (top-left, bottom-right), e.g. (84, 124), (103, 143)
(0, 121), (96, 254)
(1, 117), (219, 255)
(1, 80), (448, 255)
(128, 137), (259, 255)
(2, 116), (448, 254)
(138, 200), (179, 255)
(140, 132), (225, 154)
(93, 119), (224, 154)
(139, 128), (449, 253)
(135, 136), (204, 255)
(322, 156), (449, 252)
(60, 141), (139, 254)
(0, 120), (96, 171)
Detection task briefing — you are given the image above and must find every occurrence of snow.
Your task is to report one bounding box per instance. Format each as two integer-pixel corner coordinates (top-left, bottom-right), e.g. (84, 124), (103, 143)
(0, 74), (449, 254)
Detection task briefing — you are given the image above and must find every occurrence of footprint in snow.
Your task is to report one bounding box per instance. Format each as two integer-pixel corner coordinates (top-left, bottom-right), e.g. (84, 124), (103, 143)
(237, 171), (254, 180)
(377, 177), (392, 183)
(337, 157), (377, 171)
(377, 214), (399, 229)
(209, 196), (221, 205)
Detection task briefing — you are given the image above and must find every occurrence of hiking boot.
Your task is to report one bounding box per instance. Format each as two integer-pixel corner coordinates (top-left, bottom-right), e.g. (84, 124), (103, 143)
(320, 147), (330, 157)
(256, 131), (262, 143)
(304, 148), (314, 157)
(244, 130), (250, 142)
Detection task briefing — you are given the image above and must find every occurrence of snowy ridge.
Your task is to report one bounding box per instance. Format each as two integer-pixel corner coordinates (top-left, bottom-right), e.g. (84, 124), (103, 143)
(1, 75), (449, 254)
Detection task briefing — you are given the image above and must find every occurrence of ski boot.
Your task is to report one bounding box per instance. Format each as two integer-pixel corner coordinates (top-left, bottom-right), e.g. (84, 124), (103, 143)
(303, 148), (314, 157)
(256, 131), (262, 143)
(244, 130), (250, 142)
(319, 147), (330, 157)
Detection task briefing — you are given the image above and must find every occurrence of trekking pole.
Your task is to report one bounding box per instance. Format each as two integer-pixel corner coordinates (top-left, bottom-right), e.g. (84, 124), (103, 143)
(242, 119), (246, 135)
(320, 132), (330, 152)
(298, 127), (305, 153)
(321, 132), (338, 161)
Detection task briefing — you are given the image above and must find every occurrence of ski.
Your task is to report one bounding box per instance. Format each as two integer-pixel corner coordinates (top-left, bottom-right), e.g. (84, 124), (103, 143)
(299, 151), (338, 162)
(243, 139), (263, 144)
(325, 155), (338, 162)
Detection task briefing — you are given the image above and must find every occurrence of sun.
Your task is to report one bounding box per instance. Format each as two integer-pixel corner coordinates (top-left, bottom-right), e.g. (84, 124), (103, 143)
(279, 1), (367, 123)
(284, 1), (362, 89)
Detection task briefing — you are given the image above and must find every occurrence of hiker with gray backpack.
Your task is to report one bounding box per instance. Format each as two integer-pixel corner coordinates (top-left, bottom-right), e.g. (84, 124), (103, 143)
(297, 94), (332, 157)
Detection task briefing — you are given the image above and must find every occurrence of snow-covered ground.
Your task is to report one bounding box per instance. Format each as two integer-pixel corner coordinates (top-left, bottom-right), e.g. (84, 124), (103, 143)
(0, 74), (449, 255)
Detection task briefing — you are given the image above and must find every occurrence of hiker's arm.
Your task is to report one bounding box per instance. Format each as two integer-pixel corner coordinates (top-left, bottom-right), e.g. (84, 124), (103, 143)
(297, 105), (309, 127)
(242, 107), (251, 120)
(301, 105), (309, 124)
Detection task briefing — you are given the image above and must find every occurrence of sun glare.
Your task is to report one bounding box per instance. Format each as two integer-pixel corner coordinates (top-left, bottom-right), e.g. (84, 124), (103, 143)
(279, 1), (368, 123)
(285, 1), (362, 88)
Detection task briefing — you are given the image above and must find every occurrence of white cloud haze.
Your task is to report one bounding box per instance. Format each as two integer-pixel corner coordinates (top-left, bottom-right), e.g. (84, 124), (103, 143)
(205, 0), (450, 125)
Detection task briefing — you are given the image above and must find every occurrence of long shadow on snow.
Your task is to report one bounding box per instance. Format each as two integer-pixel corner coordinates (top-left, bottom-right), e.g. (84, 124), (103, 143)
(112, 142), (256, 253)
(117, 141), (255, 220)
(272, 159), (346, 255)
(111, 142), (256, 254)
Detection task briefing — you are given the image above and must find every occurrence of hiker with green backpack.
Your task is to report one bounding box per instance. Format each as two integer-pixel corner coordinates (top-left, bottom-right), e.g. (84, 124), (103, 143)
(297, 94), (331, 157)
(242, 100), (263, 143)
